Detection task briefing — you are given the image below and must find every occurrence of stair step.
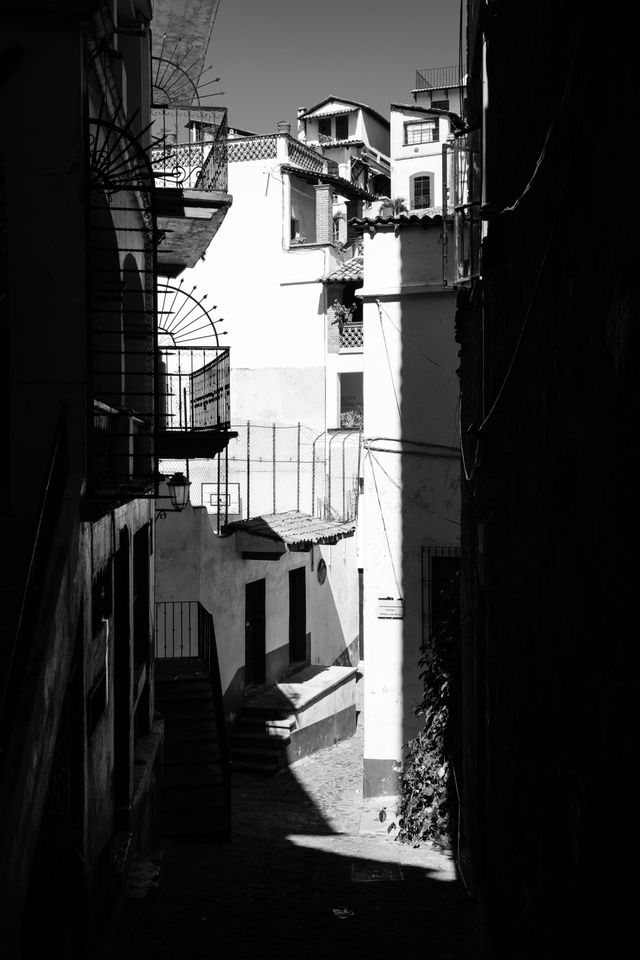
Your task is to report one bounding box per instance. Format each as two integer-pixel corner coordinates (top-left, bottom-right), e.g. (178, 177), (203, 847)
(162, 814), (230, 841)
(158, 700), (215, 718)
(230, 746), (285, 767)
(165, 742), (221, 764)
(155, 658), (208, 679)
(163, 783), (226, 811)
(241, 706), (296, 720)
(230, 731), (291, 749)
(234, 717), (296, 734)
(164, 763), (224, 787)
(230, 756), (282, 775)
(156, 682), (212, 699)
(164, 724), (220, 743)
(163, 709), (217, 723)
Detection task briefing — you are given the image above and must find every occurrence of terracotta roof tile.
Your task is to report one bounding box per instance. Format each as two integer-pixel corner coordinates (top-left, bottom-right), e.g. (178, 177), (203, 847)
(324, 256), (364, 283)
(222, 510), (356, 548)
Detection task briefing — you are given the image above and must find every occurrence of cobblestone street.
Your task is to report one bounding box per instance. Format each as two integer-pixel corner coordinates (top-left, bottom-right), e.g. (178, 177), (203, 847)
(112, 669), (481, 959)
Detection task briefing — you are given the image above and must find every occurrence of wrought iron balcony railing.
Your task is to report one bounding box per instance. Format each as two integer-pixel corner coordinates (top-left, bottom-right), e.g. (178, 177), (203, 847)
(151, 106), (228, 192)
(159, 347), (230, 432)
(414, 65), (466, 90)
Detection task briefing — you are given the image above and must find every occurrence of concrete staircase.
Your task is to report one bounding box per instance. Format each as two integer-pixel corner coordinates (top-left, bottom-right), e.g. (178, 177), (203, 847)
(229, 665), (358, 776)
(230, 710), (296, 775)
(155, 658), (230, 840)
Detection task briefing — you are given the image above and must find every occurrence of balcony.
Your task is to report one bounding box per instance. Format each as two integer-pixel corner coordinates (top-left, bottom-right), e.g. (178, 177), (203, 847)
(152, 106), (232, 278)
(339, 321), (363, 351)
(414, 65), (466, 91)
(157, 347), (234, 459)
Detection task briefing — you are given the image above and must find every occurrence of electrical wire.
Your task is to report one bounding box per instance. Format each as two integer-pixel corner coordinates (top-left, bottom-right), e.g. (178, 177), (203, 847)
(368, 449), (461, 527)
(366, 436), (461, 454)
(376, 300), (457, 376)
(498, 12), (585, 216)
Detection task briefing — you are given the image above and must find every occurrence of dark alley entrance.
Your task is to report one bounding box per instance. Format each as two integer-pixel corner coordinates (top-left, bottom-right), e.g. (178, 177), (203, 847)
(109, 670), (480, 959)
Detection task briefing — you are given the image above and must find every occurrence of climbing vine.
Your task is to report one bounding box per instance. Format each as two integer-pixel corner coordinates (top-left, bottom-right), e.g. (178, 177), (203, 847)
(392, 569), (461, 848)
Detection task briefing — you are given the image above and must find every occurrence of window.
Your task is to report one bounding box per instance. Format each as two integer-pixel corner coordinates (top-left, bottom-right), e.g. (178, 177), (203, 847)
(412, 174), (432, 210)
(335, 115), (348, 139)
(404, 120), (439, 145)
(318, 117), (331, 138)
(431, 99), (449, 111)
(339, 372), (363, 428)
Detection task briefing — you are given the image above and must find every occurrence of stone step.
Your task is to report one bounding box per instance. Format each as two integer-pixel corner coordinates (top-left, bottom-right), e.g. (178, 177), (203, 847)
(242, 703), (295, 720)
(158, 701), (216, 722)
(162, 807), (230, 841)
(230, 730), (291, 749)
(163, 716), (219, 739)
(164, 738), (221, 765)
(234, 716), (297, 734)
(229, 744), (285, 774)
(155, 681), (211, 700)
(230, 754), (282, 775)
(155, 658), (208, 681)
(164, 762), (224, 788)
(164, 782), (226, 812)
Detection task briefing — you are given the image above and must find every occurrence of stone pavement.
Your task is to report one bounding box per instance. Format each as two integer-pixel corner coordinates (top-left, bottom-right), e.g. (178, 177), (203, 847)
(110, 667), (481, 959)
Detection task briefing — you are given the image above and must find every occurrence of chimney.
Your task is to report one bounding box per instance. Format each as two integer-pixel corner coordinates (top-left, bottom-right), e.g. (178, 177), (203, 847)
(277, 121), (291, 135)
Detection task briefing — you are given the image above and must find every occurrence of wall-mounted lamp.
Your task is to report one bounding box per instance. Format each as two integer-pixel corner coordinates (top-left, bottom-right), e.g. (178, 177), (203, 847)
(156, 471), (191, 519)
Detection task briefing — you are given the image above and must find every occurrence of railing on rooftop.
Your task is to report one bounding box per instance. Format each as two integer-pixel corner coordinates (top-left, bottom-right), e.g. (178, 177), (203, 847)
(415, 65), (466, 90)
(151, 106), (228, 192)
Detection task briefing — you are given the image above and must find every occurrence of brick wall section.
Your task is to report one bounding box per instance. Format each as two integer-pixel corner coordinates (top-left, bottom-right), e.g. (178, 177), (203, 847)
(326, 284), (342, 354)
(314, 183), (334, 245)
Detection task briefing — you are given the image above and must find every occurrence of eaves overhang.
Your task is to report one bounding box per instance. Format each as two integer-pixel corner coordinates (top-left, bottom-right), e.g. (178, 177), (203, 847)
(391, 102), (465, 131)
(281, 165), (376, 202)
(223, 510), (356, 558)
(349, 212), (446, 236)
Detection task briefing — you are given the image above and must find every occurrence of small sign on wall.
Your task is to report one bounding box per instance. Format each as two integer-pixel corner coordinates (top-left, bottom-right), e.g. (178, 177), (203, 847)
(377, 598), (404, 619)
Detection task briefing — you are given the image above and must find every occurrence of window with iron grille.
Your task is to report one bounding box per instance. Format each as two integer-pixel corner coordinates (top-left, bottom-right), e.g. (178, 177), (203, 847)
(412, 174), (432, 209)
(404, 120), (439, 145)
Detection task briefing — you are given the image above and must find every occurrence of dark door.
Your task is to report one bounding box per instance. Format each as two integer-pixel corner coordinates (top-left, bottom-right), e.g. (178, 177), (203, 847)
(245, 579), (266, 686)
(289, 567), (307, 663)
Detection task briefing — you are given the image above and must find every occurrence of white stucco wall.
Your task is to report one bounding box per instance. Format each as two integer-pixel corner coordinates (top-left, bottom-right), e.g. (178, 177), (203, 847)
(172, 151), (337, 430)
(358, 222), (461, 796)
(390, 108), (454, 212)
(155, 507), (360, 717)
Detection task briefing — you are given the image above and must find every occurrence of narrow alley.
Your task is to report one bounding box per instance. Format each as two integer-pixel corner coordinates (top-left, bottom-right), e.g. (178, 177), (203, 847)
(111, 669), (480, 960)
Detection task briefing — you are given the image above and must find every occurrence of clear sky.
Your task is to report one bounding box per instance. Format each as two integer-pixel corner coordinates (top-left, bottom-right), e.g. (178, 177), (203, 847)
(203, 0), (462, 133)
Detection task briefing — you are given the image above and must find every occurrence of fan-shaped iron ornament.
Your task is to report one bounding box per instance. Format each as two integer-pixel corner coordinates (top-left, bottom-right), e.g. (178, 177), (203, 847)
(157, 280), (223, 348)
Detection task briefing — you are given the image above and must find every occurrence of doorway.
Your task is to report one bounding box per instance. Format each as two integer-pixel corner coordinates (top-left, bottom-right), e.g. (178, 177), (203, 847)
(289, 567), (307, 664)
(245, 579), (266, 686)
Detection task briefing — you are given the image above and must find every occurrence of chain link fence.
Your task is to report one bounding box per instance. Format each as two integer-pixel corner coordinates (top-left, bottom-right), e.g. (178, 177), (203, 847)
(160, 421), (362, 532)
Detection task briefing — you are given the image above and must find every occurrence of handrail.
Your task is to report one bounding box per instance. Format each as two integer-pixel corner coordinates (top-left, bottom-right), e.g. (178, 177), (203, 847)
(155, 599), (231, 839)
(0, 408), (68, 742)
(197, 603), (231, 838)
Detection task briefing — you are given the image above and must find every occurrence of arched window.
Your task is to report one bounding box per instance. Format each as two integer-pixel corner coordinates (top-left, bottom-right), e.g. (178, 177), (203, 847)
(411, 173), (433, 210)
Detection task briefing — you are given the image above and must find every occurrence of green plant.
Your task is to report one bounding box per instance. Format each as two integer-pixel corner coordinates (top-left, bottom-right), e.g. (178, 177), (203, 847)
(393, 569), (461, 848)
